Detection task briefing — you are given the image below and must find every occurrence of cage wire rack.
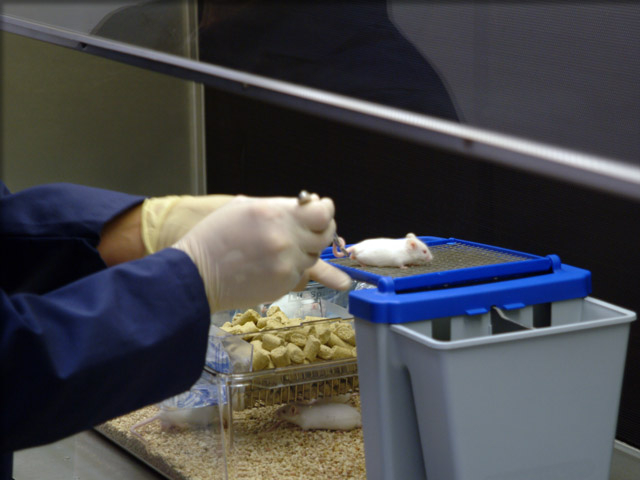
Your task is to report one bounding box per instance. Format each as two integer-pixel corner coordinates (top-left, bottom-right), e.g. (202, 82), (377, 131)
(323, 236), (555, 294)
(205, 359), (358, 446)
(205, 357), (358, 406)
(205, 315), (360, 446)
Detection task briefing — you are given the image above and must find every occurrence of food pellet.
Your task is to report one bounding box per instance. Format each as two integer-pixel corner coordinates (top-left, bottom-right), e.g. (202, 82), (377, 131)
(219, 309), (357, 372)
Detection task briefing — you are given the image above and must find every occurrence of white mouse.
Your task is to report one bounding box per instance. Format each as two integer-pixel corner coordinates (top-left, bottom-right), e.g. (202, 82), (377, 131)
(129, 404), (216, 441)
(274, 399), (362, 431)
(334, 233), (433, 268)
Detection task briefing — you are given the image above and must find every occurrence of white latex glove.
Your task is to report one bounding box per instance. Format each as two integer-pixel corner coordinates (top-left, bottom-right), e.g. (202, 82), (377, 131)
(141, 194), (235, 254)
(172, 195), (352, 312)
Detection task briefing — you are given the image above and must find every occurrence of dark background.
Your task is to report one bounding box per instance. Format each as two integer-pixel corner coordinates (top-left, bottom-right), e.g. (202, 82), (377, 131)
(205, 87), (640, 448)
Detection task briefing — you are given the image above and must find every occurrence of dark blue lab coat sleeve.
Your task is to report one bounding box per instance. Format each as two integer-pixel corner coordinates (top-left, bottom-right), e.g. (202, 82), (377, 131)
(1, 182), (144, 294)
(0, 182), (210, 455)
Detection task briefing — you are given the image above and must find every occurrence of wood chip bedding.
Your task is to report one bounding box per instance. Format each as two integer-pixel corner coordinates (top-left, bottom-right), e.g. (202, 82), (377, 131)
(96, 396), (366, 480)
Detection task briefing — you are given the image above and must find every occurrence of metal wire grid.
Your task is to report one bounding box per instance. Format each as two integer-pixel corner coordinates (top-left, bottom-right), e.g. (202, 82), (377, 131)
(243, 370), (359, 408)
(330, 241), (531, 278)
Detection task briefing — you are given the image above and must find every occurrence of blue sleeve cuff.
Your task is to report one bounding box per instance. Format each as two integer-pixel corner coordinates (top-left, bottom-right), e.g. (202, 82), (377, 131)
(0, 182), (145, 241)
(1, 248), (210, 451)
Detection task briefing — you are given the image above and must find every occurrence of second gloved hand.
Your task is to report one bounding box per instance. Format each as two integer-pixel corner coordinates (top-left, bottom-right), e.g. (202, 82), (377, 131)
(141, 194), (235, 254)
(172, 195), (351, 312)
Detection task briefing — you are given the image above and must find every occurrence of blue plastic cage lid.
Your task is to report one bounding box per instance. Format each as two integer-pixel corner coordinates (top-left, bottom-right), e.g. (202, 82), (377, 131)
(321, 237), (592, 324)
(323, 237), (552, 293)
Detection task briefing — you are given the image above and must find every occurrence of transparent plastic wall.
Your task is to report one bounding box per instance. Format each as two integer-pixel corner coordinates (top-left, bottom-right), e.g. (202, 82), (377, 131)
(1, 1), (205, 195)
(4, 1), (638, 167)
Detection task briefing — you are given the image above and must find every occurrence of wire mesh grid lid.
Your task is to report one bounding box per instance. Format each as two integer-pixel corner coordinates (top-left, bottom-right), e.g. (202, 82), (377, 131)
(326, 237), (551, 293)
(325, 237), (592, 324)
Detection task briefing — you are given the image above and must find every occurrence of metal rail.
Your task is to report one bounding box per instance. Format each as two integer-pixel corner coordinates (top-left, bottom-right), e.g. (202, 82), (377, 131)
(3, 13), (640, 201)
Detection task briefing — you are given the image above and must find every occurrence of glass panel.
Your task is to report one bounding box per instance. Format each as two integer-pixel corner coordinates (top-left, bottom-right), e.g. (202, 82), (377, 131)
(4, 1), (639, 168)
(2, 2), (144, 35)
(1, 30), (205, 195)
(3, 0), (640, 458)
(195, 2), (459, 121)
(2, 1), (198, 57)
(388, 2), (640, 164)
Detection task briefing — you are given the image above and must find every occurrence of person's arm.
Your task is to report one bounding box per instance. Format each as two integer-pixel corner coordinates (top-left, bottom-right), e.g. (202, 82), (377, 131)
(0, 182), (146, 294)
(1, 184), (349, 453)
(97, 204), (146, 266)
(0, 182), (213, 452)
(0, 182), (235, 289)
(1, 249), (210, 452)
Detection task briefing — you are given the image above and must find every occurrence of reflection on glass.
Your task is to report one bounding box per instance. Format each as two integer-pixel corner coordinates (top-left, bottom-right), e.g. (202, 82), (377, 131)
(196, 1), (459, 120)
(3, 3), (143, 35)
(91, 1), (194, 57)
(90, 0), (459, 120)
(5, 1), (639, 164)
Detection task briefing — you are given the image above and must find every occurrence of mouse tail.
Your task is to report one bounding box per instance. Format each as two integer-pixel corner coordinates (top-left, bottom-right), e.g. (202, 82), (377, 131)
(332, 236), (347, 258)
(129, 415), (157, 442)
(264, 419), (286, 432)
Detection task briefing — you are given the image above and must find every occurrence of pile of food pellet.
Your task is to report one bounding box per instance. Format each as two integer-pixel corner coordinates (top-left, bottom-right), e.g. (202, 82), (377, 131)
(96, 396), (366, 480)
(220, 306), (357, 371)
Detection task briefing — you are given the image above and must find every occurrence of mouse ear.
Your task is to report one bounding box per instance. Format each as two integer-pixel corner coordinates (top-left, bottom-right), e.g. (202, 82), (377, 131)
(290, 404), (299, 415)
(406, 237), (418, 250)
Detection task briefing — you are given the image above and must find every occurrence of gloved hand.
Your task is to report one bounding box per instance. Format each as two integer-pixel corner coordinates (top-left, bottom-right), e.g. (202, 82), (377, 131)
(141, 194), (235, 254)
(172, 195), (352, 312)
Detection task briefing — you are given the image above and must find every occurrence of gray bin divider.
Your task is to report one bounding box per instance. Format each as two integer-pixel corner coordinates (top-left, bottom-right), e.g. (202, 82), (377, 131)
(355, 297), (635, 480)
